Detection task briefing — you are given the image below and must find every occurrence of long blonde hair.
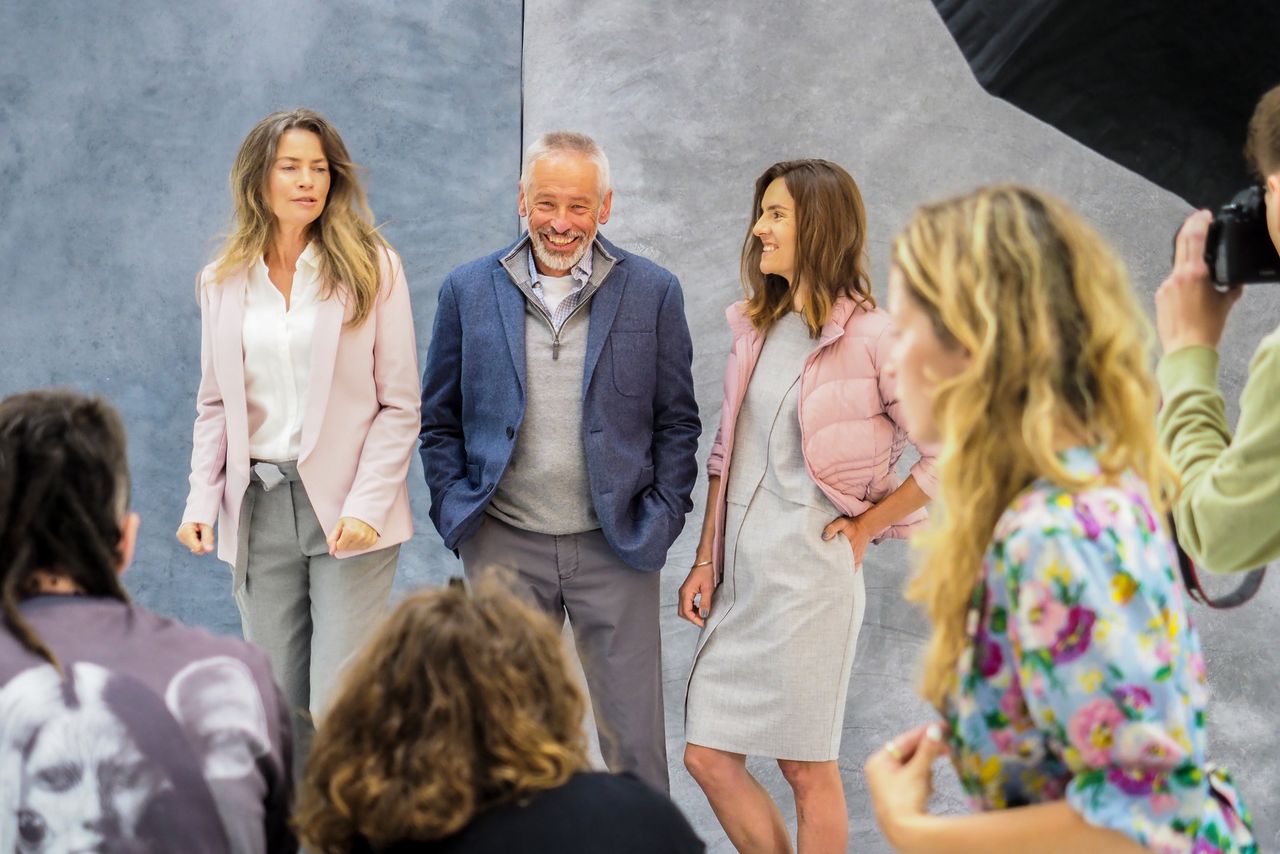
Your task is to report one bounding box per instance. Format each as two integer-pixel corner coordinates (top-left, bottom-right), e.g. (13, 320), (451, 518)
(741, 159), (875, 336)
(893, 185), (1177, 710)
(212, 108), (387, 326)
(295, 580), (588, 851)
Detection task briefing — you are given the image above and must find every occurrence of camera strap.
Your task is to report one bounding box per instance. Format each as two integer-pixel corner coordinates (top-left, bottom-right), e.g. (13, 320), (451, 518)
(1168, 515), (1266, 608)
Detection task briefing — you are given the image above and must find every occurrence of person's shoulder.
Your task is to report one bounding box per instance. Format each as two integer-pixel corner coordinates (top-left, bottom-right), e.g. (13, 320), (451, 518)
(377, 244), (403, 273)
(124, 602), (276, 682)
(7, 598), (278, 703)
(532, 771), (646, 808)
(196, 259), (228, 294)
(447, 245), (513, 283)
(1253, 325), (1280, 362)
(988, 468), (1091, 569)
(586, 774), (704, 850)
(723, 300), (754, 337)
(569, 772), (694, 823)
(836, 298), (889, 336)
(620, 253), (674, 281)
(598, 770), (671, 798)
(993, 462), (1156, 570)
(602, 239), (675, 283)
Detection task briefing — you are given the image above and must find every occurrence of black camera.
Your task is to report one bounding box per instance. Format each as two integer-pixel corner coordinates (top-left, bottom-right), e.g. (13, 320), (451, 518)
(1204, 185), (1280, 290)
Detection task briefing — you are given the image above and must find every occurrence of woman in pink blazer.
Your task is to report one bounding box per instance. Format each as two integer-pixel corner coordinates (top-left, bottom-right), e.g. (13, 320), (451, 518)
(176, 108), (419, 760)
(677, 160), (937, 852)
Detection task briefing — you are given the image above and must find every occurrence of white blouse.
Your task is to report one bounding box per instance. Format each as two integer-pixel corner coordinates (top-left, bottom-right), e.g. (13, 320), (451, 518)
(242, 243), (323, 461)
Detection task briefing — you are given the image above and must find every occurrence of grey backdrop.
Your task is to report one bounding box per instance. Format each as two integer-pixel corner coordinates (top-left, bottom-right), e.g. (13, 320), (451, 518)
(3, 0), (1276, 850)
(0, 0), (521, 634)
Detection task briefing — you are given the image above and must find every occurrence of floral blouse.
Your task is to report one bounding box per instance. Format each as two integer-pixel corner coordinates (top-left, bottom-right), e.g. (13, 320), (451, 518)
(945, 447), (1255, 853)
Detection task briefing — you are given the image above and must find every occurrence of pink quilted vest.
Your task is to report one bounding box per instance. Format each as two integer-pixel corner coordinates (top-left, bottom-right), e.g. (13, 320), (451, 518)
(705, 296), (938, 584)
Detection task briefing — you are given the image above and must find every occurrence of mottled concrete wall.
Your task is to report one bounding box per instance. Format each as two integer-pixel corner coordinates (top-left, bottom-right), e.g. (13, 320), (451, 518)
(0, 0), (520, 634)
(3, 0), (1277, 849)
(523, 0), (1279, 849)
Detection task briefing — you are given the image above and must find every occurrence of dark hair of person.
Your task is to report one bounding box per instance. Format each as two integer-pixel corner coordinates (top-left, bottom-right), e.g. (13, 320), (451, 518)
(1245, 83), (1280, 177)
(741, 158), (875, 336)
(295, 579), (589, 851)
(0, 390), (131, 666)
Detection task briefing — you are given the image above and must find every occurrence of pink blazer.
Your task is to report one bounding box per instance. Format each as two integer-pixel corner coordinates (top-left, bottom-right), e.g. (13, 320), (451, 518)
(706, 297), (938, 585)
(182, 247), (420, 566)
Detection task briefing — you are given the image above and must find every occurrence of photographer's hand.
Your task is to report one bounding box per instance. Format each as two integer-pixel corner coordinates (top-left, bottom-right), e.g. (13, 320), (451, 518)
(1156, 209), (1244, 355)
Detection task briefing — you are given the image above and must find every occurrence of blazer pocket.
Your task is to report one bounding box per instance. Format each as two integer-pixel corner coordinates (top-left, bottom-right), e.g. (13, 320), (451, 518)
(630, 465), (656, 520)
(609, 332), (657, 398)
(634, 463), (655, 492)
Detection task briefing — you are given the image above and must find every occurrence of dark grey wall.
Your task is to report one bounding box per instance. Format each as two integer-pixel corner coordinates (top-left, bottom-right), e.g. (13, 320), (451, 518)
(0, 0), (521, 635)
(4, 0), (1277, 849)
(524, 0), (1279, 849)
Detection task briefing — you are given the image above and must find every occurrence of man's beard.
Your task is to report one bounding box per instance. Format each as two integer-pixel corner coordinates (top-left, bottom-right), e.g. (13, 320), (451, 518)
(530, 226), (592, 272)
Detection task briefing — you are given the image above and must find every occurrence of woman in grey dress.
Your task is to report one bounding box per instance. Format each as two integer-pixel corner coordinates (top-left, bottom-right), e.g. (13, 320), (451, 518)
(678, 160), (938, 853)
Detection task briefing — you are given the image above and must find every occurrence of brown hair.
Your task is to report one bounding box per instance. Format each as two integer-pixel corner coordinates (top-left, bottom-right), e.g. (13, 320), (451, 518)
(0, 390), (131, 667)
(741, 159), (874, 336)
(1246, 83), (1280, 178)
(211, 108), (390, 327)
(892, 185), (1175, 709)
(295, 579), (589, 851)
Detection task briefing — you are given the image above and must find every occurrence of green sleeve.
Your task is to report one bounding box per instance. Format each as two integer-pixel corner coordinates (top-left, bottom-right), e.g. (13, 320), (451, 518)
(1157, 332), (1280, 573)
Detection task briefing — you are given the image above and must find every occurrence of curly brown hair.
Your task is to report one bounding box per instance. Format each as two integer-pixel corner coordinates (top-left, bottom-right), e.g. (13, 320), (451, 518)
(295, 578), (589, 851)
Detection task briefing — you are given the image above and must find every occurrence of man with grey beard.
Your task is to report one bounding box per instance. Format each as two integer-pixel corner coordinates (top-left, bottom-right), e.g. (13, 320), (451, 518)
(419, 131), (701, 792)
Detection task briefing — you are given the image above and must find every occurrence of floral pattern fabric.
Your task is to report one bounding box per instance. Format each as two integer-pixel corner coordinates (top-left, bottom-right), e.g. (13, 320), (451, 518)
(946, 447), (1256, 853)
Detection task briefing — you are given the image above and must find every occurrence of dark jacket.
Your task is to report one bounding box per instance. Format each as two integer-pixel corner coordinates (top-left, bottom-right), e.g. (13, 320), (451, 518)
(419, 234), (700, 570)
(354, 772), (705, 854)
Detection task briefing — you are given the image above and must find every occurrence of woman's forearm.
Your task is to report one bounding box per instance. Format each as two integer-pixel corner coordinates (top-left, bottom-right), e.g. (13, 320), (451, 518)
(694, 475), (721, 560)
(859, 474), (929, 537)
(890, 801), (1146, 854)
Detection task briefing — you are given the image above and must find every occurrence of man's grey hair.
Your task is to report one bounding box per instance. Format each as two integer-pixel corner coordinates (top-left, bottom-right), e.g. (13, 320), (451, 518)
(520, 131), (611, 198)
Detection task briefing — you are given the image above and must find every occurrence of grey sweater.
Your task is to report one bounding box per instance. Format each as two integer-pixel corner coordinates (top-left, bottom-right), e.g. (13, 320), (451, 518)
(487, 241), (616, 534)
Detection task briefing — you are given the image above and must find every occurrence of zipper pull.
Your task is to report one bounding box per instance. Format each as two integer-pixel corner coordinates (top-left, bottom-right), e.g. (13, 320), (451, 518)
(552, 338), (560, 360)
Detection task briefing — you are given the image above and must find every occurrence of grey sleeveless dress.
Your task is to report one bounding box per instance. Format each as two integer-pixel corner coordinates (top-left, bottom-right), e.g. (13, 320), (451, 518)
(685, 312), (866, 761)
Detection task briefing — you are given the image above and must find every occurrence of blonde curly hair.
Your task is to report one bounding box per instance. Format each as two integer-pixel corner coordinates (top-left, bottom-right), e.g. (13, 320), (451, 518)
(891, 185), (1177, 709)
(295, 579), (588, 851)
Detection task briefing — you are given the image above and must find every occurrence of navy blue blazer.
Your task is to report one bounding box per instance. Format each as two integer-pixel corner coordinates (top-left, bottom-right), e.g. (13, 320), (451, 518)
(419, 234), (701, 571)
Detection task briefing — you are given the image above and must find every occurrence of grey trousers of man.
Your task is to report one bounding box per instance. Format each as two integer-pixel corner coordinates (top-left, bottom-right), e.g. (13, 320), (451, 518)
(234, 461), (398, 775)
(459, 514), (668, 792)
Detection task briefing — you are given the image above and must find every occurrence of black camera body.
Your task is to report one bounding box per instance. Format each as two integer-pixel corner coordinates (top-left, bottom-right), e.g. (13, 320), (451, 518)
(1204, 185), (1280, 289)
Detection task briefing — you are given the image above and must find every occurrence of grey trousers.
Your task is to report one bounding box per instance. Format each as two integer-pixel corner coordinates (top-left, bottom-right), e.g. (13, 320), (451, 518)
(234, 461), (398, 774)
(459, 514), (669, 793)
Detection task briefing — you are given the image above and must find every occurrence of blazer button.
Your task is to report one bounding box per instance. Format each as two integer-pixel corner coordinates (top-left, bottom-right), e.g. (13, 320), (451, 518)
(485, 483), (494, 494)
(506, 425), (515, 439)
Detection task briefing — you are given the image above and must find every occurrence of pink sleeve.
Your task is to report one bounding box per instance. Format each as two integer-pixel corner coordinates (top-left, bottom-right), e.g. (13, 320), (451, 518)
(706, 326), (740, 479)
(338, 250), (422, 533)
(183, 271), (228, 525)
(874, 323), (940, 498)
(707, 423), (727, 479)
